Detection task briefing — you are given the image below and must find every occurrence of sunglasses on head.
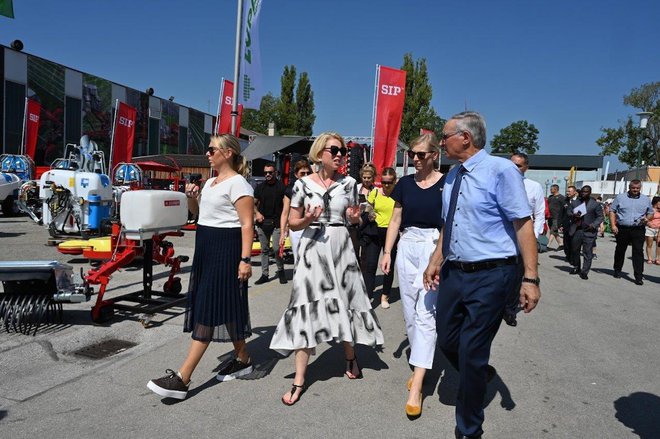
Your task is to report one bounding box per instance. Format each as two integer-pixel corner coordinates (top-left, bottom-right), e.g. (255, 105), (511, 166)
(324, 145), (348, 157)
(407, 150), (432, 160)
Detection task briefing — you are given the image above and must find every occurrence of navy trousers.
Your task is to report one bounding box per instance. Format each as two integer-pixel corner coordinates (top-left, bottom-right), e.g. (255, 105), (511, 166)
(436, 263), (518, 438)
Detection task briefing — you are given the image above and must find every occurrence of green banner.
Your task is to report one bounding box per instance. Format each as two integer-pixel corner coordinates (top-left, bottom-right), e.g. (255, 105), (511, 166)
(0, 0), (14, 19)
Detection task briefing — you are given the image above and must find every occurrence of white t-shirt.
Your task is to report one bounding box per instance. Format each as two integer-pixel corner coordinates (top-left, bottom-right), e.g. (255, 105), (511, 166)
(197, 174), (254, 228)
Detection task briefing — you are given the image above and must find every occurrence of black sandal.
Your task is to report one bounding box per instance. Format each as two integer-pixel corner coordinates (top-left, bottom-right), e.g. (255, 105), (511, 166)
(281, 383), (306, 406)
(345, 357), (363, 379)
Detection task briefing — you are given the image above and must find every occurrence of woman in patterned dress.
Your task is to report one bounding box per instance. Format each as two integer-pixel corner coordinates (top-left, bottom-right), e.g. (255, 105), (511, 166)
(270, 132), (384, 405)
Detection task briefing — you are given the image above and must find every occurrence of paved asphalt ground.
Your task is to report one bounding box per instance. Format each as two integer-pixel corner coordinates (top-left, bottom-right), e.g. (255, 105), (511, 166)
(1, 215), (659, 438)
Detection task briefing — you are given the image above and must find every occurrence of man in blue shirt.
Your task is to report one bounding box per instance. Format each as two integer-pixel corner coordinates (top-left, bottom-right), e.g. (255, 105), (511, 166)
(424, 111), (541, 439)
(609, 180), (654, 285)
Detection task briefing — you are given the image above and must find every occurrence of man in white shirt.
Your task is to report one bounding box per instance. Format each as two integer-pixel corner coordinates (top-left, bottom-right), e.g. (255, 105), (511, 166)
(511, 153), (546, 238)
(503, 152), (545, 326)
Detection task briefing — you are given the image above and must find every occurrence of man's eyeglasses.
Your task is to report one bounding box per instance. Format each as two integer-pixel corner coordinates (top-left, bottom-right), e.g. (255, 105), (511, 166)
(324, 146), (348, 157)
(298, 171), (310, 176)
(206, 146), (220, 155)
(440, 131), (463, 141)
(407, 150), (431, 160)
(514, 163), (524, 168)
(264, 171), (274, 175)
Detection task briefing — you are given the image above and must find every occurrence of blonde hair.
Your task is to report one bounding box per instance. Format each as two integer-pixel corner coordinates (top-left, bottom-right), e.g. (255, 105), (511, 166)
(308, 132), (346, 163)
(210, 134), (249, 177)
(360, 163), (377, 178)
(409, 133), (440, 153)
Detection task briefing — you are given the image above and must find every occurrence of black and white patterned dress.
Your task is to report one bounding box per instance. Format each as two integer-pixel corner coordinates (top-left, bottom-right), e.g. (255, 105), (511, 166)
(270, 174), (384, 355)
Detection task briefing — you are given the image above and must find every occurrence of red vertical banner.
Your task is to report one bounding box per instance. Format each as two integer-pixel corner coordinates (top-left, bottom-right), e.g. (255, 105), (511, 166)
(24, 99), (41, 159)
(217, 79), (234, 134)
(111, 101), (137, 170)
(372, 65), (406, 175)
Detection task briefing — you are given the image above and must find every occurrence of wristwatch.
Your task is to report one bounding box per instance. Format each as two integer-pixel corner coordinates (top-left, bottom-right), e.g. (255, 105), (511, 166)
(522, 277), (540, 286)
(240, 257), (251, 263)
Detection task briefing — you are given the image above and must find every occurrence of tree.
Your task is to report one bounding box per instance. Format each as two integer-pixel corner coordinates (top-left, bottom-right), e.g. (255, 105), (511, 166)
(242, 66), (316, 136)
(295, 72), (315, 136)
(277, 65), (297, 135)
(400, 53), (445, 143)
(490, 120), (540, 154)
(242, 93), (279, 133)
(596, 82), (660, 167)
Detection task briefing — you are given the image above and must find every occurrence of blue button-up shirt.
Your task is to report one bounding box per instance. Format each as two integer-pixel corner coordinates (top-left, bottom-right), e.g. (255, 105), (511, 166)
(442, 149), (531, 262)
(610, 192), (653, 226)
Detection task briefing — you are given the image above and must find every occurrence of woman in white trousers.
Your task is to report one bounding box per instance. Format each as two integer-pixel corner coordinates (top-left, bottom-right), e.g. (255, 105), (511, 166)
(381, 133), (444, 418)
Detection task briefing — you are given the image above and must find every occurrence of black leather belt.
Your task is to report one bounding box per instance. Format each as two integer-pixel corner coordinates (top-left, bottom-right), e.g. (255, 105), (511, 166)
(618, 224), (644, 229)
(449, 256), (518, 273)
(310, 222), (345, 227)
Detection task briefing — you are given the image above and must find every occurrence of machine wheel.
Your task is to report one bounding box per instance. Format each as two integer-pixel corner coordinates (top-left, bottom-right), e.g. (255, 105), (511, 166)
(1, 197), (18, 217)
(162, 278), (182, 296)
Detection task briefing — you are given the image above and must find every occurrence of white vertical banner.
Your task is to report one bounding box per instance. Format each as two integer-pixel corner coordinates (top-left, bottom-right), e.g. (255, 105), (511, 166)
(239, 0), (264, 109)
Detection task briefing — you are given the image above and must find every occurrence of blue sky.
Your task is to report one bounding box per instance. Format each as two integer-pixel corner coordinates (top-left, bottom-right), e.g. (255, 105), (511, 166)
(2, 0), (659, 170)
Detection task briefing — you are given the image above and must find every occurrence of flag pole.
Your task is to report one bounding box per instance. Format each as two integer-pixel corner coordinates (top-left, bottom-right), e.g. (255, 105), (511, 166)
(109, 99), (119, 174)
(21, 98), (28, 156)
(369, 65), (380, 163)
(231, 0), (244, 136)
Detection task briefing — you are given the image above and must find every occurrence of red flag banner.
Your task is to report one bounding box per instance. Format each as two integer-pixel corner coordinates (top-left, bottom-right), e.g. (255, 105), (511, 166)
(25, 99), (41, 159)
(372, 65), (406, 175)
(111, 101), (137, 170)
(217, 79), (234, 135)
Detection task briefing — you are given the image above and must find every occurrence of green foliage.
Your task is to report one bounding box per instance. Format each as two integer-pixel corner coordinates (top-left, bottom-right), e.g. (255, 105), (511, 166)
(597, 82), (660, 167)
(241, 65), (316, 136)
(490, 120), (540, 155)
(242, 93), (279, 133)
(277, 65), (297, 135)
(295, 72), (315, 136)
(399, 53), (445, 144)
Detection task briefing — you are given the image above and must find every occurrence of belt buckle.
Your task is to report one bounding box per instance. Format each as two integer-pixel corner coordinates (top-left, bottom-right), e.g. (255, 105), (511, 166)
(463, 262), (477, 273)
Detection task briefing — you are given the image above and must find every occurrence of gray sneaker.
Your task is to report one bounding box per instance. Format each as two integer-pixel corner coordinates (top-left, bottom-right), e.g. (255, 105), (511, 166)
(147, 369), (189, 399)
(216, 358), (253, 382)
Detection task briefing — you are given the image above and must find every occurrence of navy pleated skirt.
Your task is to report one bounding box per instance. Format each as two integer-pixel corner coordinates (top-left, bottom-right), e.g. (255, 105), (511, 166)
(184, 225), (252, 342)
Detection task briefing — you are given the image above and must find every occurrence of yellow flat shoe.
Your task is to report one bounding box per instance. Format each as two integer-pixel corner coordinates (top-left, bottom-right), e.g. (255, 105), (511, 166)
(405, 392), (422, 418)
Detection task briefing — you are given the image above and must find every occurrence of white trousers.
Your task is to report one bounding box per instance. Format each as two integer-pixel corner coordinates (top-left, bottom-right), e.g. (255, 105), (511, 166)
(396, 227), (439, 369)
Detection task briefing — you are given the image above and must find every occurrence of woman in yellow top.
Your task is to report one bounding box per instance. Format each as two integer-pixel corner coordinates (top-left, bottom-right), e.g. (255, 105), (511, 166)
(361, 167), (398, 309)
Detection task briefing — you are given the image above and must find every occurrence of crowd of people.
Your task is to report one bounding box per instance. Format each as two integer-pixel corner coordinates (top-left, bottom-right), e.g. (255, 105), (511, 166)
(144, 110), (658, 439)
(540, 177), (659, 286)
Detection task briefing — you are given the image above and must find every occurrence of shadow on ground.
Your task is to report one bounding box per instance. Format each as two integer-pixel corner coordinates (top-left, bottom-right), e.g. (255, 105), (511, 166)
(614, 392), (660, 439)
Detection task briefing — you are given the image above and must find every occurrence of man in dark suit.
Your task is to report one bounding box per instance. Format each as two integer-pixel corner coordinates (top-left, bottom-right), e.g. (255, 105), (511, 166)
(568, 185), (603, 280)
(561, 185), (578, 262)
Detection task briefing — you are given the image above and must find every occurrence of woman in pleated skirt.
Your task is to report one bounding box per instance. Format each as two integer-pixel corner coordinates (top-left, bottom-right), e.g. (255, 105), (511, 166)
(147, 134), (255, 400)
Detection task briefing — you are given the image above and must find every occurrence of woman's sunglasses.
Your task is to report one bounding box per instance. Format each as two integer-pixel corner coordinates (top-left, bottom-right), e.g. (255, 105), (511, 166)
(407, 150), (432, 160)
(206, 146), (220, 155)
(381, 180), (395, 186)
(324, 146), (348, 157)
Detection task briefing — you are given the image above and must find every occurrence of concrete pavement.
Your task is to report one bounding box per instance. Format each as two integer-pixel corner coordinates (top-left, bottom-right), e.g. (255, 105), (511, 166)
(1, 216), (659, 438)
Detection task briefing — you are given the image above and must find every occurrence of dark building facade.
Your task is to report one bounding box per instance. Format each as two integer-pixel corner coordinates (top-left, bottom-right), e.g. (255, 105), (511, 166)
(1, 44), (216, 167)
